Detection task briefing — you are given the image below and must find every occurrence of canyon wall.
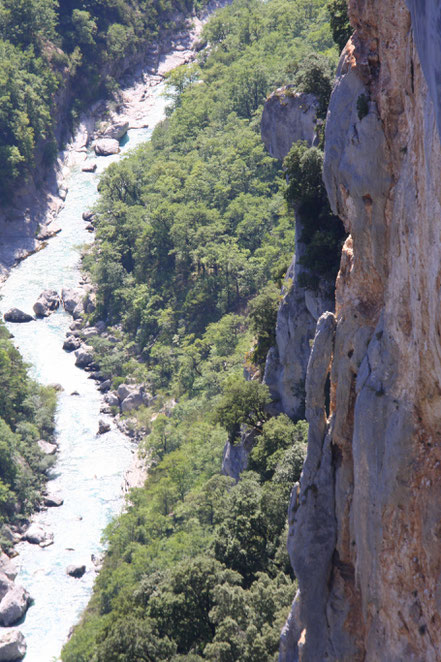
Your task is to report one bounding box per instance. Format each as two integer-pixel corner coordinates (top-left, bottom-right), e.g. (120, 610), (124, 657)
(283, 1), (441, 660)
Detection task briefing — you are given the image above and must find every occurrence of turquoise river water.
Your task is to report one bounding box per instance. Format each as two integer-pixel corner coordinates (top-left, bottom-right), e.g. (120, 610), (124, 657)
(0, 85), (167, 661)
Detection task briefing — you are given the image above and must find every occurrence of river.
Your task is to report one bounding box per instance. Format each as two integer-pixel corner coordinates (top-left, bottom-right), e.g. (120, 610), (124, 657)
(0, 85), (168, 661)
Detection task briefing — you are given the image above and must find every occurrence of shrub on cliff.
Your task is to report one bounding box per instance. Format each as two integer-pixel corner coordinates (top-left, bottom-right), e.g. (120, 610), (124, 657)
(284, 141), (346, 289)
(327, 0), (352, 52)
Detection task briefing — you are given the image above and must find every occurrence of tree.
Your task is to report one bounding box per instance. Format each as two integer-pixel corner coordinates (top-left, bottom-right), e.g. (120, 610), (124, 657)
(248, 415), (308, 481)
(327, 0), (352, 52)
(213, 378), (271, 440)
(293, 52), (334, 118)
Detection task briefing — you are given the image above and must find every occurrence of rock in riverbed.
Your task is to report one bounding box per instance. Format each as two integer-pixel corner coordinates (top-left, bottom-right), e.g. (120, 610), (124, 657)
(33, 290), (60, 317)
(74, 346), (94, 368)
(98, 419), (110, 434)
(0, 629), (26, 660)
(3, 309), (33, 323)
(44, 495), (63, 508)
(66, 564), (86, 578)
(23, 523), (54, 546)
(0, 583), (31, 626)
(101, 121), (129, 140)
(63, 335), (81, 352)
(82, 161), (97, 173)
(94, 138), (120, 156)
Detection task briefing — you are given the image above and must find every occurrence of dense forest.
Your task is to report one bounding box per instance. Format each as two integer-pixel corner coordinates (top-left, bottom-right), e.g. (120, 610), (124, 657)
(61, 0), (347, 659)
(0, 0), (202, 199)
(0, 322), (56, 542)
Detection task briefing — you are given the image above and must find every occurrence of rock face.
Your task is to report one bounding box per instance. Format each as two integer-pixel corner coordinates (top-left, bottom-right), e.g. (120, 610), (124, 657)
(283, 2), (441, 661)
(94, 138), (120, 156)
(260, 89), (334, 420)
(0, 630), (26, 660)
(261, 88), (319, 161)
(3, 309), (33, 323)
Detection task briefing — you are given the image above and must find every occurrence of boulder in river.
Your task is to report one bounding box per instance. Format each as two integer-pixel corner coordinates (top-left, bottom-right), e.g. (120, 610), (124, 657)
(23, 523), (54, 546)
(74, 346), (94, 368)
(94, 138), (120, 156)
(61, 288), (84, 315)
(102, 121), (129, 140)
(37, 439), (57, 456)
(3, 309), (33, 323)
(0, 629), (26, 660)
(43, 495), (63, 508)
(63, 335), (81, 352)
(81, 161), (97, 173)
(98, 419), (111, 435)
(0, 583), (31, 626)
(33, 290), (60, 318)
(66, 564), (86, 578)
(98, 379), (111, 393)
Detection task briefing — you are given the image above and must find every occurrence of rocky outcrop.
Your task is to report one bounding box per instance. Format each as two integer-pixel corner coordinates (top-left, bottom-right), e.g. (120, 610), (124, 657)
(261, 90), (334, 420)
(261, 88), (319, 160)
(23, 523), (54, 547)
(283, 2), (441, 660)
(101, 121), (129, 140)
(0, 573), (31, 627)
(0, 630), (26, 660)
(221, 429), (257, 481)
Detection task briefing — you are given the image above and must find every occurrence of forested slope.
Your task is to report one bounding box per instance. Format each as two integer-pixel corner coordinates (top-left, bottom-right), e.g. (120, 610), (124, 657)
(61, 0), (342, 660)
(0, 0), (202, 200)
(0, 322), (56, 541)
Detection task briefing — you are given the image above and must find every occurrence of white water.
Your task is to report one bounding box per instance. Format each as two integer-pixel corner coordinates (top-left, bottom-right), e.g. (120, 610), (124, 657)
(0, 86), (167, 661)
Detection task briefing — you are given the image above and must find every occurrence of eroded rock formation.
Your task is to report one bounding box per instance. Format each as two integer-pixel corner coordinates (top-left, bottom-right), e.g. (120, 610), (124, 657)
(283, 1), (441, 660)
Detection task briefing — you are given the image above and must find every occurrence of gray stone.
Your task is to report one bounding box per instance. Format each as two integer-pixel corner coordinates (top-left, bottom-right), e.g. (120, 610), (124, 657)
(102, 121), (129, 140)
(3, 309), (33, 323)
(94, 138), (120, 156)
(120, 391), (144, 412)
(284, 312), (337, 662)
(117, 383), (133, 401)
(81, 161), (97, 172)
(61, 288), (83, 314)
(66, 564), (86, 578)
(37, 439), (57, 455)
(82, 210), (95, 222)
(74, 346), (94, 368)
(0, 554), (16, 582)
(43, 495), (63, 507)
(221, 429), (257, 482)
(0, 582), (31, 626)
(98, 379), (111, 392)
(105, 392), (119, 407)
(82, 326), (99, 339)
(98, 419), (110, 434)
(63, 335), (81, 352)
(261, 88), (319, 161)
(0, 629), (26, 660)
(33, 289), (60, 318)
(23, 523), (53, 546)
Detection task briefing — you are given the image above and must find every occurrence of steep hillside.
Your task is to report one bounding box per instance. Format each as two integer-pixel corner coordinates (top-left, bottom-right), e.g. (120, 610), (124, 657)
(285, 1), (441, 660)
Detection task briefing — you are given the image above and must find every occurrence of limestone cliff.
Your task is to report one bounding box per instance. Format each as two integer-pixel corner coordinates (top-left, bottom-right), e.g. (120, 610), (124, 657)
(283, 1), (441, 660)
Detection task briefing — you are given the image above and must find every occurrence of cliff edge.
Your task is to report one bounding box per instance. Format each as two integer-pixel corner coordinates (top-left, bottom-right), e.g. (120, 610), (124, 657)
(284, 1), (441, 660)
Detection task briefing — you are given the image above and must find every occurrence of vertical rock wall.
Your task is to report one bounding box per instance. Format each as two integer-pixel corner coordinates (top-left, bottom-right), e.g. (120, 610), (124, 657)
(284, 1), (441, 660)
